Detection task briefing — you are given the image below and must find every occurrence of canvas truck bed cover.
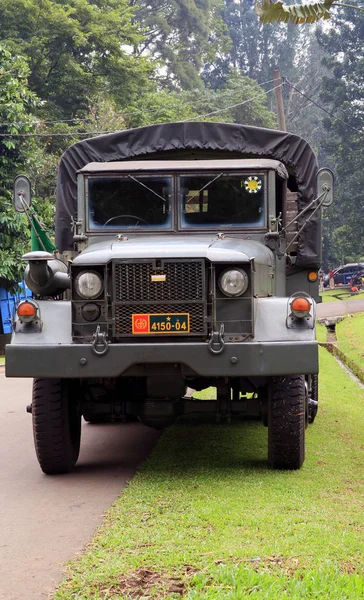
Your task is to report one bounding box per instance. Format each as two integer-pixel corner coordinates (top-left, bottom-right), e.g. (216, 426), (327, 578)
(55, 121), (320, 268)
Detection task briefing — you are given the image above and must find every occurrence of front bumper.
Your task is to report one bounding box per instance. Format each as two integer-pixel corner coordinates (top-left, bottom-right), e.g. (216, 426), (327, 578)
(5, 340), (318, 378)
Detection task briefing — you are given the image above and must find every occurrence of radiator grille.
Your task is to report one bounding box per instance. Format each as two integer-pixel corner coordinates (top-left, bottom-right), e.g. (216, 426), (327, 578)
(112, 260), (206, 337)
(114, 261), (204, 302)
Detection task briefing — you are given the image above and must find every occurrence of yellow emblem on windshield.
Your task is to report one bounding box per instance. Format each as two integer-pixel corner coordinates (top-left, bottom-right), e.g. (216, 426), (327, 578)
(244, 176), (262, 194)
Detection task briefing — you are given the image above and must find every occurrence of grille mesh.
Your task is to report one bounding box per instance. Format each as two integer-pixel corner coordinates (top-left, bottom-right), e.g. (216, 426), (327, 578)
(114, 261), (204, 302)
(113, 260), (206, 337)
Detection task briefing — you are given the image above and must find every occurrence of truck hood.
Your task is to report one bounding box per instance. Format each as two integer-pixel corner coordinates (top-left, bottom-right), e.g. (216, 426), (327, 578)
(73, 235), (274, 266)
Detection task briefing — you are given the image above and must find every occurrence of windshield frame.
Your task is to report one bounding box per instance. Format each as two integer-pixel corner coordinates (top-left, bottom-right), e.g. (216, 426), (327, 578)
(83, 169), (270, 235)
(85, 173), (174, 233)
(177, 170), (268, 231)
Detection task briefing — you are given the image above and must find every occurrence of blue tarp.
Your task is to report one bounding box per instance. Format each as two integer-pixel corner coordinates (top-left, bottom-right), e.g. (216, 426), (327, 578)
(0, 282), (32, 334)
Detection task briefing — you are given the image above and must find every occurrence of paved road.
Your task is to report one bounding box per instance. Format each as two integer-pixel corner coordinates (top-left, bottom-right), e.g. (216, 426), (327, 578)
(317, 298), (364, 318)
(0, 373), (160, 600)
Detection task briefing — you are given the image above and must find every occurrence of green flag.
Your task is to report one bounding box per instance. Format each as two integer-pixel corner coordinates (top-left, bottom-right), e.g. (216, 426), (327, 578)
(30, 212), (57, 253)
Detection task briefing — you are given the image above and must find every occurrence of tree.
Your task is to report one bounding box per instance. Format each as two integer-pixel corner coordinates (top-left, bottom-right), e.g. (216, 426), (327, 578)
(131, 0), (230, 90)
(202, 0), (300, 92)
(0, 45), (40, 289)
(316, 10), (364, 266)
(283, 36), (330, 154)
(0, 0), (153, 118)
(122, 90), (196, 128)
(179, 72), (277, 128)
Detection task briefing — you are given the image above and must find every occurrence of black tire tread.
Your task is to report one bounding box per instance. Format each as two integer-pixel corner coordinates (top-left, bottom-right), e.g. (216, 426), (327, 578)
(268, 375), (305, 470)
(32, 378), (81, 475)
(308, 374), (318, 424)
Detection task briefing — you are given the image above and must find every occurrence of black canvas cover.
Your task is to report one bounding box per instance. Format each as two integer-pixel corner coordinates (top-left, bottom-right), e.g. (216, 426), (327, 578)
(55, 122), (320, 267)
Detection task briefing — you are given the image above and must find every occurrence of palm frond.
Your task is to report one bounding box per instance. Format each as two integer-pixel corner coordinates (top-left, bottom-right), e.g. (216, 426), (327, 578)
(255, 0), (335, 25)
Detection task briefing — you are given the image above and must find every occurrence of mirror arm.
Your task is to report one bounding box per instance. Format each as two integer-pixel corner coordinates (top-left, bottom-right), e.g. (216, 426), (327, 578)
(19, 196), (48, 252)
(283, 190), (328, 233)
(286, 193), (328, 252)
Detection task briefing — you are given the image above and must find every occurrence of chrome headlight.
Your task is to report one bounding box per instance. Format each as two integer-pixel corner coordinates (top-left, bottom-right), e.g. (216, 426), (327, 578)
(75, 271), (103, 299)
(219, 268), (249, 297)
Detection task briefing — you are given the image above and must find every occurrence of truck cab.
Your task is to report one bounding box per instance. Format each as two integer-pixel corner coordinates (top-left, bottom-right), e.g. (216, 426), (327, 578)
(6, 122), (333, 474)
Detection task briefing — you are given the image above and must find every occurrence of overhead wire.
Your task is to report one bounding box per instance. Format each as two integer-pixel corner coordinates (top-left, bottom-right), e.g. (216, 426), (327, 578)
(181, 83), (282, 122)
(1, 77), (360, 138)
(284, 78), (364, 137)
(0, 79), (274, 135)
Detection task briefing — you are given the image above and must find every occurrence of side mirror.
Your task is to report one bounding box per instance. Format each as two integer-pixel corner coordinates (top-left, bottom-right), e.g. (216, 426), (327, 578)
(13, 174), (32, 212)
(317, 168), (334, 207)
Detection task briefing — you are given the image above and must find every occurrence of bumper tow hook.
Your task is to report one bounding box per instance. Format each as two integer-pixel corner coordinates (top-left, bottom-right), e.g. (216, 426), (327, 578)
(208, 325), (225, 355)
(91, 325), (109, 356)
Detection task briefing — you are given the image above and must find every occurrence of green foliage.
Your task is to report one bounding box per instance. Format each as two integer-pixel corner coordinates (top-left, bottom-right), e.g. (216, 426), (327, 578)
(182, 72), (277, 127)
(317, 11), (364, 268)
(284, 37), (329, 154)
(1, 0), (359, 275)
(256, 0), (364, 25)
(203, 0), (300, 95)
(123, 90), (196, 128)
(256, 0), (334, 25)
(0, 45), (40, 289)
(0, 0), (153, 117)
(133, 0), (230, 90)
(124, 74), (277, 129)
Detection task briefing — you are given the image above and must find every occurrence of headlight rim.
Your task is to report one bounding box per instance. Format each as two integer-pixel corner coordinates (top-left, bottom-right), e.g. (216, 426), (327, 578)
(218, 267), (249, 298)
(74, 270), (104, 300)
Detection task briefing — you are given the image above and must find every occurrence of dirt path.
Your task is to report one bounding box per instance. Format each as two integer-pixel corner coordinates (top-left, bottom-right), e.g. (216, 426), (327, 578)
(0, 374), (160, 600)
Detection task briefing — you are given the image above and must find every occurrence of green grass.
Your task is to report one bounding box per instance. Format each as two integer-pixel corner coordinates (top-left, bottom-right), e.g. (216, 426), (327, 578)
(320, 289), (364, 302)
(336, 314), (364, 371)
(315, 322), (327, 343)
(55, 349), (364, 600)
(0, 355), (5, 366)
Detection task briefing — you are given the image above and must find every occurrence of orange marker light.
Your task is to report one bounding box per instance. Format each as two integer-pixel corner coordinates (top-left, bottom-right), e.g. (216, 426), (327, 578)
(291, 297), (311, 318)
(308, 272), (318, 282)
(17, 300), (37, 323)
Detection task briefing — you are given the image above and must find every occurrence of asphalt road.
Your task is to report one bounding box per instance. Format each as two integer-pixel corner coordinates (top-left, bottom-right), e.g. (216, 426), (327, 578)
(0, 373), (160, 600)
(316, 298), (364, 318)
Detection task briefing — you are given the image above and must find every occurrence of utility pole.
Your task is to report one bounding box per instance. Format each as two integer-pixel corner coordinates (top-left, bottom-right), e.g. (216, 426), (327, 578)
(273, 69), (286, 131)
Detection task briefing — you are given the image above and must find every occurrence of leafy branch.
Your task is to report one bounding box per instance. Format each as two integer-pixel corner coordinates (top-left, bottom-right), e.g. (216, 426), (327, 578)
(255, 0), (364, 25)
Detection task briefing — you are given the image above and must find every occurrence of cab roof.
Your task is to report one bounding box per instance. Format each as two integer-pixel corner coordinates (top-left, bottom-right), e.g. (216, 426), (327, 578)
(79, 158), (288, 178)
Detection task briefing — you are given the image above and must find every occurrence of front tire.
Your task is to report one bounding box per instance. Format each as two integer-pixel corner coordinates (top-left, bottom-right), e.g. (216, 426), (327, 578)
(32, 379), (81, 475)
(268, 375), (305, 470)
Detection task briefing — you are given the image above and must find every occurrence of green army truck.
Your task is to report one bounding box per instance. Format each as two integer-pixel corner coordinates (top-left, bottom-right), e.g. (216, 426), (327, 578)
(6, 122), (333, 474)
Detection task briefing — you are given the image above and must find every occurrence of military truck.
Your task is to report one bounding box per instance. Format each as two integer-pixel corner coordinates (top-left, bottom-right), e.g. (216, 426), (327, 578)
(6, 122), (333, 474)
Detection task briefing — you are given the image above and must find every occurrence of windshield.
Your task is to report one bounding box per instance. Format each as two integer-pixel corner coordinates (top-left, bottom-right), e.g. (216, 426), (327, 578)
(88, 175), (172, 229)
(179, 173), (265, 228)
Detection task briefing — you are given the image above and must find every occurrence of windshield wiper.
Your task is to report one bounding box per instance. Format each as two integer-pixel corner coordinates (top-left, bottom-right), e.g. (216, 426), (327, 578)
(127, 175), (168, 203)
(185, 173), (223, 204)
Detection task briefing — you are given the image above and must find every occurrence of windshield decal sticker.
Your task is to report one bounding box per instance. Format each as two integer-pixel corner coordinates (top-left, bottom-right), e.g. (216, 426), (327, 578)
(243, 176), (262, 194)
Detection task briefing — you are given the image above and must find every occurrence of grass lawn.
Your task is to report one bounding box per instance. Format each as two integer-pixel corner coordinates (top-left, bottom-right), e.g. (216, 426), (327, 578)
(320, 289), (364, 303)
(336, 314), (364, 371)
(315, 322), (327, 343)
(0, 355), (5, 366)
(55, 347), (364, 600)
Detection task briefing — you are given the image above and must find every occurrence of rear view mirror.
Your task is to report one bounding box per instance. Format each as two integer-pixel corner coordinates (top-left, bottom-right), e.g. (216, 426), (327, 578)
(317, 168), (334, 207)
(13, 174), (32, 212)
